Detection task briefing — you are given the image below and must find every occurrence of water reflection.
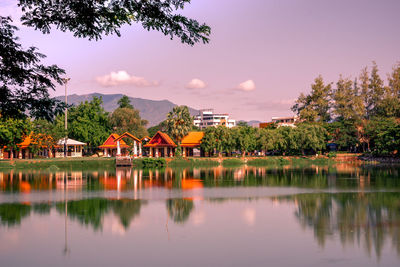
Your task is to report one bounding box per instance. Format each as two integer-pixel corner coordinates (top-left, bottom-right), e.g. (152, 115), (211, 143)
(275, 192), (400, 258)
(1, 164), (400, 266)
(1, 164), (400, 193)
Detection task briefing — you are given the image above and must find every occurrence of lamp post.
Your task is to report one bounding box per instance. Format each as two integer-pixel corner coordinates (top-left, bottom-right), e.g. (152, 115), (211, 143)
(62, 78), (71, 158)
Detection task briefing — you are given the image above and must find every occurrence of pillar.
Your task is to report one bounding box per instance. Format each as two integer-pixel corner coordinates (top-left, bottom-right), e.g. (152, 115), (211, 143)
(0, 148), (3, 159)
(164, 147), (167, 158)
(149, 148), (153, 158)
(139, 143), (142, 157)
(18, 150), (22, 159)
(133, 141), (138, 158)
(117, 140), (121, 156)
(155, 148), (159, 158)
(183, 147), (186, 157)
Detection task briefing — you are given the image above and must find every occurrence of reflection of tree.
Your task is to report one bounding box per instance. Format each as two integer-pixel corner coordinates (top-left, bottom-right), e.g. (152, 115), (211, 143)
(111, 200), (144, 229)
(166, 199), (194, 224)
(0, 203), (31, 227)
(33, 203), (51, 215)
(279, 193), (400, 258)
(56, 198), (145, 231)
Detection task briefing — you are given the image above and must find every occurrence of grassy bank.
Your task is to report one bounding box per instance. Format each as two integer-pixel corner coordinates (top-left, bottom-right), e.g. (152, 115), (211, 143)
(0, 157), (115, 169)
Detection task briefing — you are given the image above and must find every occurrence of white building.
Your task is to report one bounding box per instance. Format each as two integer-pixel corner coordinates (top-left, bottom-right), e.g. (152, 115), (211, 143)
(271, 116), (299, 127)
(194, 109), (236, 129)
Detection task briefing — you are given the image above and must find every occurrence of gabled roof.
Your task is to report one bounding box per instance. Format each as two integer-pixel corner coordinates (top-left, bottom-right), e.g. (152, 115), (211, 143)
(114, 132), (141, 143)
(141, 136), (151, 141)
(58, 138), (86, 146)
(99, 133), (129, 149)
(181, 132), (204, 147)
(144, 131), (176, 148)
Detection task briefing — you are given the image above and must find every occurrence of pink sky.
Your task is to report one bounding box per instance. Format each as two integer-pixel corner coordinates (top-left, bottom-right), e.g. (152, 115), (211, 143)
(2, 0), (400, 121)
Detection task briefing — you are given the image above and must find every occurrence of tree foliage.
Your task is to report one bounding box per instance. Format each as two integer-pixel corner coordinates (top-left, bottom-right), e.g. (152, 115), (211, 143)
(0, 117), (32, 153)
(110, 96), (148, 138)
(18, 0), (211, 45)
(0, 16), (65, 120)
(166, 105), (193, 143)
(64, 97), (111, 150)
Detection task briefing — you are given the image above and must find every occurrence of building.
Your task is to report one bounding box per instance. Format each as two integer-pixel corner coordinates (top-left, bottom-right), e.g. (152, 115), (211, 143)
(114, 132), (142, 158)
(99, 133), (130, 157)
(181, 131), (205, 157)
(271, 116), (299, 127)
(56, 138), (86, 157)
(193, 109), (236, 129)
(144, 131), (176, 157)
(0, 134), (54, 159)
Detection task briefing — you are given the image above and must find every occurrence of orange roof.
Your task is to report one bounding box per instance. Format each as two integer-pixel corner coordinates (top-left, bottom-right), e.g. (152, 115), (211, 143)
(144, 131), (177, 148)
(17, 133), (52, 149)
(18, 135), (33, 149)
(181, 132), (204, 147)
(114, 132), (141, 143)
(98, 133), (130, 149)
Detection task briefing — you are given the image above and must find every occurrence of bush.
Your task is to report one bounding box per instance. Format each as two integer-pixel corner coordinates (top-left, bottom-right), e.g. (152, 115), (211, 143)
(137, 158), (166, 168)
(327, 151), (337, 158)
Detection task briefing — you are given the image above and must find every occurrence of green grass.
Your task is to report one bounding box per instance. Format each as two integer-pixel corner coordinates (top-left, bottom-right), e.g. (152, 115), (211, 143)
(168, 158), (220, 168)
(0, 157), (115, 169)
(222, 158), (245, 167)
(132, 158), (166, 168)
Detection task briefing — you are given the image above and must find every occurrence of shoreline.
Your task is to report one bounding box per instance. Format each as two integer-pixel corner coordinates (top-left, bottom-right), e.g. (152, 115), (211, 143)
(2, 153), (398, 169)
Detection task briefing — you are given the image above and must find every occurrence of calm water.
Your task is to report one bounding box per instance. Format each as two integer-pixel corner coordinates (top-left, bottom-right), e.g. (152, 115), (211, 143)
(1, 164), (400, 266)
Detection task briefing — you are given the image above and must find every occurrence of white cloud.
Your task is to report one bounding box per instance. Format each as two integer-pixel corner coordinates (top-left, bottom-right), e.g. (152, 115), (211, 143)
(237, 80), (256, 91)
(96, 70), (159, 87)
(186, 78), (206, 89)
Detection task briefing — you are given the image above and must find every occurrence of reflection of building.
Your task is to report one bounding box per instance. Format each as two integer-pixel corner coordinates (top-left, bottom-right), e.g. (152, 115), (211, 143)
(144, 131), (176, 157)
(181, 132), (204, 157)
(194, 109), (236, 129)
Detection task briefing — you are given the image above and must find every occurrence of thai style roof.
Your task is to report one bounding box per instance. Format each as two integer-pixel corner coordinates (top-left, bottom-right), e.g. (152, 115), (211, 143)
(57, 138), (86, 146)
(114, 132), (141, 143)
(181, 132), (204, 147)
(98, 134), (129, 149)
(18, 135), (33, 149)
(144, 131), (177, 148)
(141, 136), (151, 141)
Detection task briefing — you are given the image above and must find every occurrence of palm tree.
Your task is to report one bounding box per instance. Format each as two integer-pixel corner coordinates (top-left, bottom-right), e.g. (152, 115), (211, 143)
(166, 106), (193, 144)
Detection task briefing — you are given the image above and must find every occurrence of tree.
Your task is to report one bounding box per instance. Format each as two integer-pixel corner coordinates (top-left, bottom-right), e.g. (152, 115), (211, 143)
(234, 126), (257, 157)
(110, 96), (148, 138)
(0, 16), (65, 120)
(2, 1), (210, 120)
(332, 76), (355, 121)
(30, 118), (65, 156)
(292, 75), (332, 122)
(18, 0), (211, 45)
(0, 117), (32, 158)
(166, 106), (193, 144)
(65, 97), (111, 152)
(200, 127), (217, 156)
(117, 95), (134, 109)
(368, 62), (385, 117)
(364, 118), (400, 155)
(296, 123), (328, 155)
(147, 120), (168, 137)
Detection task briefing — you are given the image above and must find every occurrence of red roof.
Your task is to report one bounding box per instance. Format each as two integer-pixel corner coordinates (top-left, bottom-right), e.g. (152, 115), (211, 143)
(114, 132), (141, 143)
(144, 131), (177, 148)
(98, 133), (130, 149)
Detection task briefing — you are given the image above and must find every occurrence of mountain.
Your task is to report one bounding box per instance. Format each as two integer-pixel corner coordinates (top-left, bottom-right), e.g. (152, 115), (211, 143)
(55, 93), (199, 127)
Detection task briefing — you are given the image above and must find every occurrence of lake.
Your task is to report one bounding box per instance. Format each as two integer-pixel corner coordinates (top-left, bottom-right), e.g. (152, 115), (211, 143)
(0, 164), (400, 266)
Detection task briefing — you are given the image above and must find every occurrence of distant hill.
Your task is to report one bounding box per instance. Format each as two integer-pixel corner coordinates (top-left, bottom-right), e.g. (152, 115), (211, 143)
(55, 93), (199, 127)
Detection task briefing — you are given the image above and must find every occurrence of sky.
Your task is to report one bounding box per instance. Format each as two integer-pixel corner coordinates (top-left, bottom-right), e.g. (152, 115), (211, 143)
(2, 0), (400, 122)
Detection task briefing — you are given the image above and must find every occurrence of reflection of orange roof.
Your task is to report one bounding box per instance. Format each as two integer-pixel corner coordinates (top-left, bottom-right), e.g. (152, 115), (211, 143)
(114, 132), (141, 143)
(181, 132), (204, 147)
(99, 133), (130, 149)
(181, 179), (203, 190)
(144, 131), (177, 148)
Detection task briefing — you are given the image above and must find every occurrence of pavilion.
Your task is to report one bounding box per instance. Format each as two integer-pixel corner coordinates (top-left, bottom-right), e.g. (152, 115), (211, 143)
(144, 131), (176, 157)
(114, 132), (143, 158)
(181, 132), (205, 157)
(56, 138), (86, 157)
(99, 133), (130, 157)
